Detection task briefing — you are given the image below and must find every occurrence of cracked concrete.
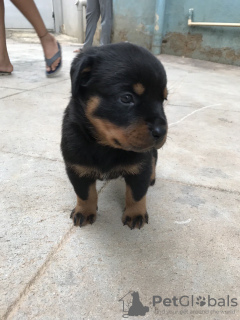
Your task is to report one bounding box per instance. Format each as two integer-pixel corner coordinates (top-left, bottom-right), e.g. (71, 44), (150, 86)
(0, 35), (240, 320)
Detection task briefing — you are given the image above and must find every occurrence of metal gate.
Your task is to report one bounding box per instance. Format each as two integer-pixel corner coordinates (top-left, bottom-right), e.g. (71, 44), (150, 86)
(5, 0), (55, 31)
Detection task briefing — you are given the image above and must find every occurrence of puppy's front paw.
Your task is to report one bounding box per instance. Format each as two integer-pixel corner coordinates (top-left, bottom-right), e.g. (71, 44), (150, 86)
(70, 209), (96, 227)
(122, 212), (149, 230)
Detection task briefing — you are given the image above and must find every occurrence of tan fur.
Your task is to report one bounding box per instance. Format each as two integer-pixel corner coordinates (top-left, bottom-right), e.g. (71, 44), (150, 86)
(82, 67), (91, 73)
(150, 155), (156, 183)
(86, 96), (100, 114)
(125, 185), (147, 217)
(90, 118), (130, 148)
(86, 96), (154, 151)
(75, 182), (98, 215)
(68, 162), (143, 179)
(68, 164), (97, 178)
(133, 83), (145, 95)
(163, 87), (168, 100)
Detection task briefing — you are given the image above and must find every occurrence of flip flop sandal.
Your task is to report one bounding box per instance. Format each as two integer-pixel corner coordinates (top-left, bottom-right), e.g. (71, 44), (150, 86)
(45, 42), (62, 78)
(0, 71), (12, 76)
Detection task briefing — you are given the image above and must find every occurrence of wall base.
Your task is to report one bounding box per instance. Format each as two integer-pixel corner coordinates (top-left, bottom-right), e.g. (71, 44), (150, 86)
(162, 32), (240, 67)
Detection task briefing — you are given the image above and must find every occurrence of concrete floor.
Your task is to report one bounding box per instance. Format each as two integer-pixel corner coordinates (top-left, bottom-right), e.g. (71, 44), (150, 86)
(0, 36), (239, 320)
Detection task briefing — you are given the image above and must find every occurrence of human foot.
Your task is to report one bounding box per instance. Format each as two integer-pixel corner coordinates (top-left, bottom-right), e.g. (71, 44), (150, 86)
(0, 53), (13, 74)
(40, 32), (61, 73)
(73, 48), (83, 53)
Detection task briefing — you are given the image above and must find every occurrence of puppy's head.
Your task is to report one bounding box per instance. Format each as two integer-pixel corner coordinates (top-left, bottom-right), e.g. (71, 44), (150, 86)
(70, 43), (168, 152)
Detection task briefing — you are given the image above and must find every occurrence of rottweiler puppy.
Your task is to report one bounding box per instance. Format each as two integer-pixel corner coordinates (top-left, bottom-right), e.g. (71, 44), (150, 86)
(61, 42), (168, 230)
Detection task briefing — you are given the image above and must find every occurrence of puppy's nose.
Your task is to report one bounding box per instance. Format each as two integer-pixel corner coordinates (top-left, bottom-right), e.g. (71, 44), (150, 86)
(151, 124), (166, 139)
(147, 118), (167, 140)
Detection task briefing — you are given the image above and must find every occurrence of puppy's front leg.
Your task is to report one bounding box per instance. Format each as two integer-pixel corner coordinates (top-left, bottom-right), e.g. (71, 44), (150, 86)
(123, 168), (151, 229)
(66, 167), (98, 227)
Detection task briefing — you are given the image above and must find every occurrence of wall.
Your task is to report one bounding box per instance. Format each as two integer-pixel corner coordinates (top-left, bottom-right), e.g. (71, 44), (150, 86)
(112, 0), (156, 49)
(112, 0), (240, 65)
(162, 0), (240, 66)
(61, 0), (240, 66)
(61, 0), (156, 48)
(61, 1), (79, 38)
(5, 0), (54, 30)
(61, 0), (97, 43)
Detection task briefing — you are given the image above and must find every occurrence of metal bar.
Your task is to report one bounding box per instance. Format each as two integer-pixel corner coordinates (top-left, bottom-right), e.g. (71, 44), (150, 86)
(188, 21), (240, 27)
(188, 8), (240, 28)
(76, 0), (87, 43)
(152, 0), (166, 55)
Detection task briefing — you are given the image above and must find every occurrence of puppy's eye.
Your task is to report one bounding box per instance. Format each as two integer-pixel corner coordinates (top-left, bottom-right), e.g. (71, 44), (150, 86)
(120, 94), (134, 104)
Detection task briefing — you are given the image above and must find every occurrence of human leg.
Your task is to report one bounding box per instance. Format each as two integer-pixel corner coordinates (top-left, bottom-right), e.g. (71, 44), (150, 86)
(10, 0), (61, 72)
(0, 0), (13, 73)
(99, 0), (112, 45)
(83, 0), (100, 49)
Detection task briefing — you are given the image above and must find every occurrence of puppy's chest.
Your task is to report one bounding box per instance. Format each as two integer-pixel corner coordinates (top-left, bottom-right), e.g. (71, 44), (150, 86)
(68, 162), (143, 180)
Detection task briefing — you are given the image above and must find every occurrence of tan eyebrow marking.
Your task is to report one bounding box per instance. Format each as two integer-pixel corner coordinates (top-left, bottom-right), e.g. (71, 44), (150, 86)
(82, 67), (91, 73)
(133, 83), (145, 95)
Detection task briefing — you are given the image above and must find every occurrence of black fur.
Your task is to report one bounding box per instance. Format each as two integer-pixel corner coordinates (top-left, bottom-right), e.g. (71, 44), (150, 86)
(61, 42), (168, 229)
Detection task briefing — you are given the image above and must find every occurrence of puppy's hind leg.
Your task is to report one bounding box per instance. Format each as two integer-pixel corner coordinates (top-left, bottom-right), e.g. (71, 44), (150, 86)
(66, 167), (98, 227)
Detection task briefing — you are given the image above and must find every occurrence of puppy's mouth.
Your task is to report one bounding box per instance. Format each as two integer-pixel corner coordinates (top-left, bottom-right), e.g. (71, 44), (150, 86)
(96, 126), (167, 152)
(155, 134), (167, 149)
(115, 135), (167, 153)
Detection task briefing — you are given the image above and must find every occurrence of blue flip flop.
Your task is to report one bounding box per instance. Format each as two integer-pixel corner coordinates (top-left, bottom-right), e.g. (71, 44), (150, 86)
(0, 71), (12, 76)
(45, 41), (62, 77)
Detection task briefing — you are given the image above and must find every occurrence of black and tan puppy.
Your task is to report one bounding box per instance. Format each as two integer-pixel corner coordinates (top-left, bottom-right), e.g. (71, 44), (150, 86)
(61, 42), (168, 230)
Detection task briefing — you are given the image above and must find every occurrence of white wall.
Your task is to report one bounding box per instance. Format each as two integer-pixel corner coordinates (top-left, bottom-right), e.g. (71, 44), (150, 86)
(5, 0), (54, 30)
(61, 0), (79, 38)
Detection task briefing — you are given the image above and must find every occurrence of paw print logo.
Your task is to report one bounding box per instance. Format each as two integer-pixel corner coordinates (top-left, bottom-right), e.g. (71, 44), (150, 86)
(196, 296), (206, 307)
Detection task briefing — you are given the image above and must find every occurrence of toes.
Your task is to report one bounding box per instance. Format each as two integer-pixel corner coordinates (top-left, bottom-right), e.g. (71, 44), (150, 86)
(47, 57), (61, 72)
(123, 216), (131, 226)
(70, 209), (75, 219)
(52, 57), (61, 71)
(79, 213), (85, 227)
(122, 213), (149, 229)
(131, 215), (143, 230)
(131, 216), (139, 230)
(145, 213), (149, 224)
(73, 212), (85, 227)
(138, 216), (143, 229)
(71, 209), (96, 227)
(87, 214), (96, 225)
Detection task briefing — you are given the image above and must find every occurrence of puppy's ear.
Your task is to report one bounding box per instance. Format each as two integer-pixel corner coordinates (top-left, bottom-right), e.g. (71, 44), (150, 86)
(70, 54), (94, 98)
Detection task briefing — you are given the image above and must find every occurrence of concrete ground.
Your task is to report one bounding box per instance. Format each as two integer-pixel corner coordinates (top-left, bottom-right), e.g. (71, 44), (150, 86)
(0, 35), (239, 320)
